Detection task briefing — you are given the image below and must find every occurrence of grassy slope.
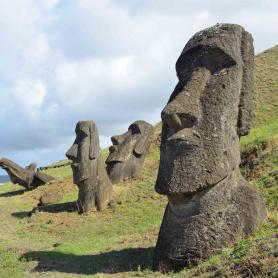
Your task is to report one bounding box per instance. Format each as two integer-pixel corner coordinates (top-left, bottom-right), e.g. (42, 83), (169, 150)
(0, 47), (277, 278)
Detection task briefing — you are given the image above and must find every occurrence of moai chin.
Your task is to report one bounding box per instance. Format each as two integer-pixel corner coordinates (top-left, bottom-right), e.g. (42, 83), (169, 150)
(0, 158), (54, 189)
(153, 24), (267, 272)
(105, 120), (154, 184)
(66, 121), (112, 213)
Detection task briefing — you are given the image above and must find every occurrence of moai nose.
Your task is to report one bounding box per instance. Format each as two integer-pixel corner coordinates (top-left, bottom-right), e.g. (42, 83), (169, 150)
(66, 144), (78, 160)
(161, 67), (212, 131)
(161, 98), (198, 131)
(111, 134), (127, 145)
(161, 109), (183, 131)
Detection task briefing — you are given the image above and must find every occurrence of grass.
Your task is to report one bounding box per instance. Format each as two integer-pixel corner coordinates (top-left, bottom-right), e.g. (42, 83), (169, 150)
(253, 45), (278, 128)
(0, 46), (277, 277)
(240, 119), (278, 150)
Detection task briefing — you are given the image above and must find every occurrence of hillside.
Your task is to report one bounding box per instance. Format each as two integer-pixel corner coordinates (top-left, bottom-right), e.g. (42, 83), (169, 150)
(241, 45), (278, 149)
(0, 46), (277, 278)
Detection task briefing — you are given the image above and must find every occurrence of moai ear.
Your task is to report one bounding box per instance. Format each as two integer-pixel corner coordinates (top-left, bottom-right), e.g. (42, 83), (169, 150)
(134, 137), (147, 157)
(237, 29), (254, 137)
(89, 126), (100, 159)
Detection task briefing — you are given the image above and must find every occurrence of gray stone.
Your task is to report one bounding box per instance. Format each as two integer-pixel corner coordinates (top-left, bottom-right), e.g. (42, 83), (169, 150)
(153, 23), (267, 272)
(39, 191), (63, 206)
(66, 121), (113, 213)
(0, 158), (55, 189)
(105, 120), (154, 184)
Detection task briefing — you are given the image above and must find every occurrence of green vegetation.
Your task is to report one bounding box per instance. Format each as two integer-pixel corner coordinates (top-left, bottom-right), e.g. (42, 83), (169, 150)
(253, 45), (278, 128)
(0, 46), (277, 277)
(43, 164), (72, 180)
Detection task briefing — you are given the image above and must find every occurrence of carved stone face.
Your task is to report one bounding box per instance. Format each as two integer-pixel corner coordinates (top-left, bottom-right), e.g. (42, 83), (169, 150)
(106, 120), (154, 184)
(156, 24), (254, 195)
(153, 24), (265, 273)
(66, 121), (100, 184)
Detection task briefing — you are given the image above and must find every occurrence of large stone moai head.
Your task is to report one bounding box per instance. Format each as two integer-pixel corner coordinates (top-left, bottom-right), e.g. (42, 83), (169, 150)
(105, 120), (154, 184)
(66, 121), (112, 213)
(153, 24), (266, 272)
(156, 23), (254, 195)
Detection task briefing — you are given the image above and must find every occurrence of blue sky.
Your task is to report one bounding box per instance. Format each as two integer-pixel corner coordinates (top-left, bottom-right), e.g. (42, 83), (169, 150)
(0, 0), (278, 173)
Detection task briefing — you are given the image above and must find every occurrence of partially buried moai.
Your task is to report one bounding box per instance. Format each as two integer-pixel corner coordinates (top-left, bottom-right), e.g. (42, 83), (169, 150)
(66, 121), (112, 213)
(105, 120), (154, 184)
(0, 158), (54, 189)
(153, 24), (267, 272)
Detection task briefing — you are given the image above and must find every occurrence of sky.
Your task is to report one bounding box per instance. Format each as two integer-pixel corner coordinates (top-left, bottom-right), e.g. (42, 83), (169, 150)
(0, 0), (278, 174)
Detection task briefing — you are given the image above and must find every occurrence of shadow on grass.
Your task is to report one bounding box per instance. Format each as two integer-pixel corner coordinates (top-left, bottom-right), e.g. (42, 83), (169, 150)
(12, 202), (78, 218)
(36, 201), (77, 213)
(22, 247), (154, 275)
(11, 211), (31, 219)
(0, 189), (26, 197)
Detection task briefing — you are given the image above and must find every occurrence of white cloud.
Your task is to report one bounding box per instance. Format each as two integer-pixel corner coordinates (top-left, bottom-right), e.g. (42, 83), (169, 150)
(55, 55), (139, 105)
(24, 33), (50, 63)
(197, 11), (211, 20)
(12, 79), (47, 118)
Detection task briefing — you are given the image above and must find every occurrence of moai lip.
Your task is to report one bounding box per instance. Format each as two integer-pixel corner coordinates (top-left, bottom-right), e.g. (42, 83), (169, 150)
(153, 23), (267, 272)
(0, 158), (54, 189)
(66, 121), (113, 213)
(105, 120), (154, 184)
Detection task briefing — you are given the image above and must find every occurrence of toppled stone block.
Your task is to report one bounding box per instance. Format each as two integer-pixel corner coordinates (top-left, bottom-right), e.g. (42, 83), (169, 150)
(0, 158), (55, 189)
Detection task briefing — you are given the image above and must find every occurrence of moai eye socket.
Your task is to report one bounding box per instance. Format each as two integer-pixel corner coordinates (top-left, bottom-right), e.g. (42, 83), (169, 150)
(129, 124), (141, 135)
(176, 45), (237, 79)
(79, 129), (89, 138)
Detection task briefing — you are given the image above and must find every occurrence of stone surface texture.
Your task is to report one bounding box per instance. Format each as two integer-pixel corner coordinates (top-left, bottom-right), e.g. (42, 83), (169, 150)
(153, 23), (267, 272)
(106, 120), (154, 184)
(39, 191), (63, 206)
(66, 121), (112, 213)
(0, 158), (54, 189)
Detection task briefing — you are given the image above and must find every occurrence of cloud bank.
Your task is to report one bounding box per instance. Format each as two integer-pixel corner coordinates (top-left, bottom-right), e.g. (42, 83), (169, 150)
(0, 0), (277, 170)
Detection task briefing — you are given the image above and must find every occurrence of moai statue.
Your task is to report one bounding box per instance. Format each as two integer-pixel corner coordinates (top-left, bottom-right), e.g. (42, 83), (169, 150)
(0, 158), (54, 189)
(66, 121), (113, 213)
(153, 24), (267, 272)
(105, 120), (154, 184)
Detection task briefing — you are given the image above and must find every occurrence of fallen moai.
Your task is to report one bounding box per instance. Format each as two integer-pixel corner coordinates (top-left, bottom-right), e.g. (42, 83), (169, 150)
(0, 158), (54, 189)
(153, 23), (267, 272)
(66, 121), (113, 213)
(106, 120), (154, 184)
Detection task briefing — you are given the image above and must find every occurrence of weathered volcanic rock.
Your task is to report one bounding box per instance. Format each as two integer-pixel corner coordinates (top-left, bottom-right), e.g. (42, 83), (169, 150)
(39, 191), (63, 206)
(106, 120), (154, 184)
(153, 23), (267, 272)
(66, 121), (113, 213)
(0, 158), (54, 189)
